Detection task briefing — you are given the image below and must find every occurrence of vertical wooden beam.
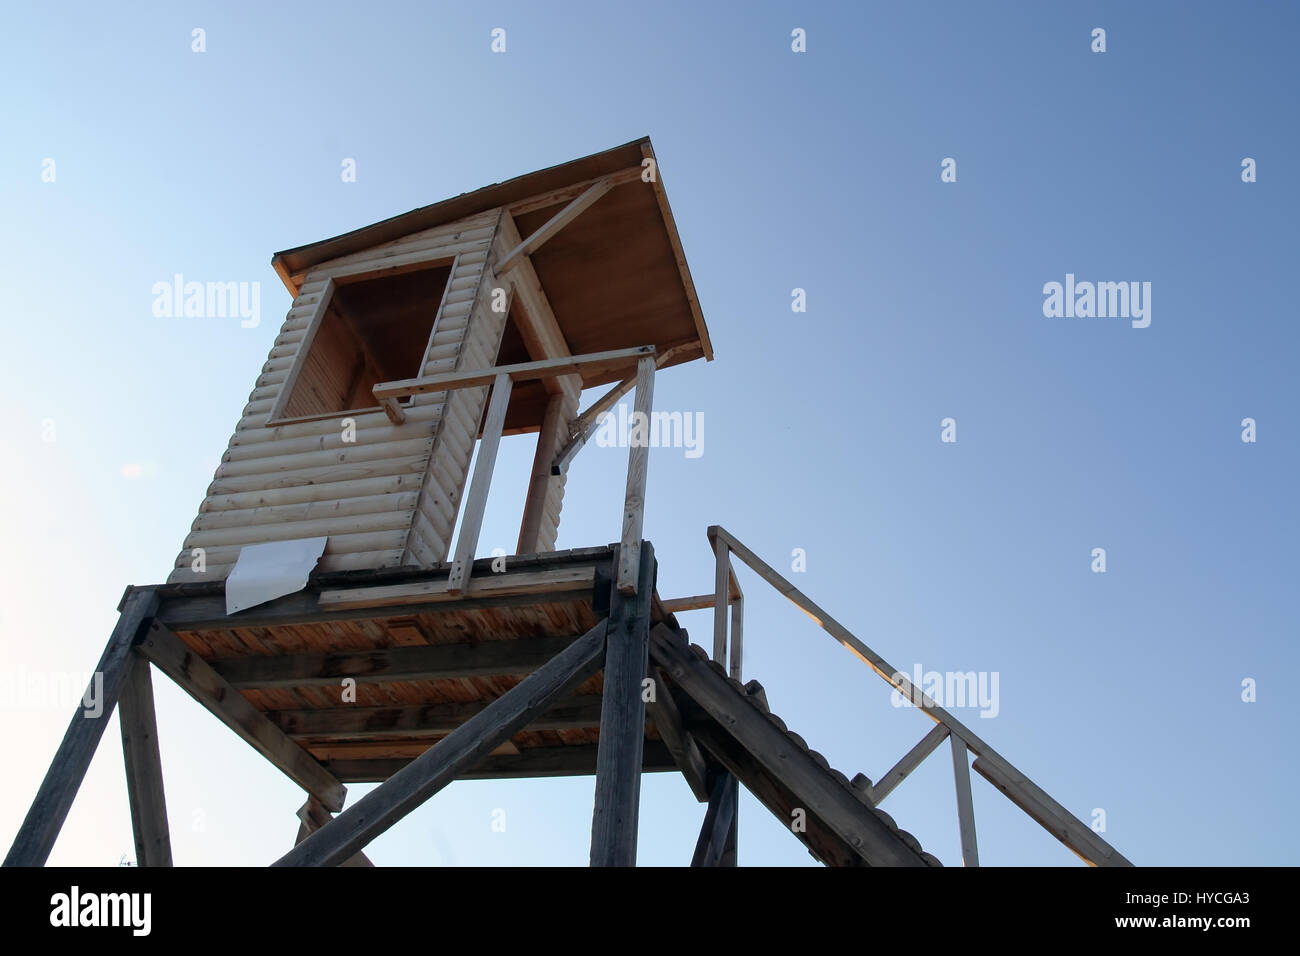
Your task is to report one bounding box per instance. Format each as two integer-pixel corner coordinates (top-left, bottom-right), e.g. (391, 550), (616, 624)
(729, 593), (744, 680)
(118, 654), (172, 867)
(712, 540), (729, 666)
(4, 588), (159, 867)
(518, 390), (577, 554)
(951, 734), (980, 867)
(616, 358), (655, 593)
(448, 372), (512, 595)
(591, 541), (655, 866)
(691, 771), (738, 867)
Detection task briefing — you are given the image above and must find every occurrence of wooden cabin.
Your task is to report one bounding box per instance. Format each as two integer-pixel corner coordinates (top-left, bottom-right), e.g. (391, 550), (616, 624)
(169, 137), (712, 585)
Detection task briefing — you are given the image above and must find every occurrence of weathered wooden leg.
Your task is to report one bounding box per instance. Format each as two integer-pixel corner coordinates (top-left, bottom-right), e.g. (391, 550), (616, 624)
(590, 541), (655, 866)
(119, 654), (172, 866)
(4, 588), (159, 867)
(691, 770), (738, 867)
(720, 776), (738, 866)
(276, 619), (608, 867)
(295, 796), (373, 867)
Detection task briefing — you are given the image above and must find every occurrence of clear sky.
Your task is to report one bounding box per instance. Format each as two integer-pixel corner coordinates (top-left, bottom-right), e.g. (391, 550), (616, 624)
(1, 1), (1295, 867)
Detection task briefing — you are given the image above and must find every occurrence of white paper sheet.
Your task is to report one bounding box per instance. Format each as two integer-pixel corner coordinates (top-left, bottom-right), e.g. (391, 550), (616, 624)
(225, 537), (329, 615)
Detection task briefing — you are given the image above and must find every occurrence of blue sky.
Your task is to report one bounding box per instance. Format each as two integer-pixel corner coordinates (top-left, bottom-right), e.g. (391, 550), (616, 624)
(1, 1), (1296, 866)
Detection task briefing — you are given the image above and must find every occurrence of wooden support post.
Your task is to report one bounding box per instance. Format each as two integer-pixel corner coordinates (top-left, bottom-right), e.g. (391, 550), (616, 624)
(118, 654), (172, 867)
(729, 592), (744, 681)
(4, 588), (159, 867)
(951, 734), (980, 867)
(590, 541), (655, 866)
(276, 620), (609, 866)
(295, 797), (373, 867)
(448, 372), (512, 595)
(137, 624), (347, 812)
(518, 390), (577, 554)
(691, 771), (738, 867)
(615, 359), (655, 594)
(712, 539), (729, 666)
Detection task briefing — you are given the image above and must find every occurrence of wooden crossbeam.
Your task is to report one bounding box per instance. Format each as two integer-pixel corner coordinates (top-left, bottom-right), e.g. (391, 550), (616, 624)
(865, 723), (951, 806)
(495, 177), (617, 275)
(375, 346), (654, 405)
(118, 656), (172, 867)
(321, 741), (678, 783)
(4, 588), (160, 867)
(275, 620), (609, 866)
(590, 542), (655, 865)
(506, 165), (644, 217)
(317, 566), (595, 611)
(137, 625), (346, 812)
(267, 694), (604, 740)
(213, 634), (584, 691)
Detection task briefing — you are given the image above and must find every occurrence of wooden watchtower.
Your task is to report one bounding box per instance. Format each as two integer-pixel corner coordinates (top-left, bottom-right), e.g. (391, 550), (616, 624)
(5, 138), (1134, 868)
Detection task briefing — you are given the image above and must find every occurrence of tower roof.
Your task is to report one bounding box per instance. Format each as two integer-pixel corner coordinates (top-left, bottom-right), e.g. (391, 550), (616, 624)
(271, 137), (712, 385)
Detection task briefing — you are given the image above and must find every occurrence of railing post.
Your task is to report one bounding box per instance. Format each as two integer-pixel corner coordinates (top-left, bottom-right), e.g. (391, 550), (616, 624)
(950, 734), (980, 867)
(728, 592), (743, 681)
(448, 372), (512, 595)
(616, 357), (655, 593)
(712, 538), (729, 667)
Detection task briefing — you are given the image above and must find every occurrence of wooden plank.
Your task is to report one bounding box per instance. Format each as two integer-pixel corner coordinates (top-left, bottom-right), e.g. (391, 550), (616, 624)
(590, 543), (655, 866)
(712, 539), (729, 665)
(212, 634), (586, 690)
(867, 723), (950, 806)
(275, 620), (609, 866)
(506, 165), (644, 216)
(118, 655), (172, 867)
(691, 771), (738, 867)
(495, 177), (616, 275)
(4, 588), (160, 867)
(373, 346), (654, 402)
(267, 276), (334, 424)
(323, 741), (677, 783)
(447, 372), (512, 595)
(615, 360), (655, 594)
(660, 593), (719, 614)
(318, 566), (595, 611)
(137, 625), (346, 812)
(268, 694), (604, 739)
(518, 391), (576, 552)
(951, 735), (979, 867)
(645, 658), (710, 801)
(972, 756), (1133, 867)
(729, 593), (744, 680)
(649, 626), (928, 867)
